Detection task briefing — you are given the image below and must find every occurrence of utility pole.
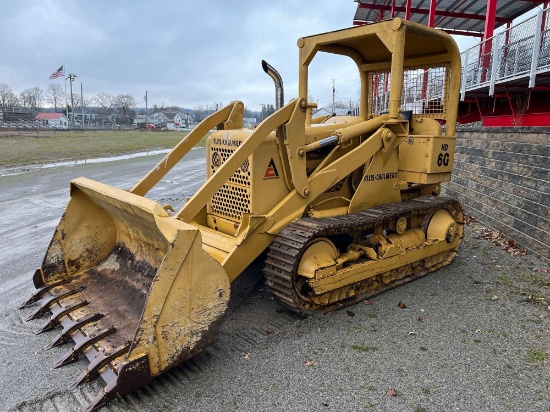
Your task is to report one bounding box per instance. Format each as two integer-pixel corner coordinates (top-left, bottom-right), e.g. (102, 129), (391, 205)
(331, 79), (336, 115)
(81, 83), (84, 129)
(145, 91), (148, 128)
(66, 73), (77, 127)
(64, 75), (68, 117)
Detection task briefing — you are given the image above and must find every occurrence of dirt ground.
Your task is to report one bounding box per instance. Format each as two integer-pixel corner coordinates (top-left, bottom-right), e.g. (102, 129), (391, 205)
(1, 152), (548, 412)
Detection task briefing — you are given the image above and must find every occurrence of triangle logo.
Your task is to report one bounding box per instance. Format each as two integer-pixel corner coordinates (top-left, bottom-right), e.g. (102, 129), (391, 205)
(263, 158), (279, 179)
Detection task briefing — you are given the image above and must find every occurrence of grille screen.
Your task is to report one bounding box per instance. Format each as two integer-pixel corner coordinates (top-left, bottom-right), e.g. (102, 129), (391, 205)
(368, 65), (450, 118)
(210, 145), (251, 222)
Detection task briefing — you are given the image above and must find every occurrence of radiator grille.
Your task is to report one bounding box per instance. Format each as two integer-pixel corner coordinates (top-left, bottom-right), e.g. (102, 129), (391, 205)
(210, 145), (251, 222)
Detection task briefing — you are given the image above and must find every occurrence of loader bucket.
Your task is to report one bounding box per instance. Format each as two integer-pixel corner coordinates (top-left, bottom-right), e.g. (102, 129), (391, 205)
(21, 177), (230, 411)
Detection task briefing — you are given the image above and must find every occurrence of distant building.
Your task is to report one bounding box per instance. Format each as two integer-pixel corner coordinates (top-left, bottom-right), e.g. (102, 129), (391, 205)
(133, 114), (148, 128)
(164, 112), (178, 130)
(135, 114), (162, 128)
(68, 112), (98, 123)
(154, 112), (168, 125)
(243, 117), (257, 127)
(174, 112), (194, 129)
(35, 113), (68, 129)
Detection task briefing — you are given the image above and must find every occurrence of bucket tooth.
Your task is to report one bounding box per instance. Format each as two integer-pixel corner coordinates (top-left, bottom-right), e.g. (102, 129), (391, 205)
(82, 370), (126, 412)
(82, 388), (111, 412)
(19, 278), (66, 309)
(25, 286), (85, 321)
(82, 353), (152, 412)
(69, 345), (129, 390)
(35, 300), (89, 334)
(53, 326), (116, 368)
(45, 313), (103, 350)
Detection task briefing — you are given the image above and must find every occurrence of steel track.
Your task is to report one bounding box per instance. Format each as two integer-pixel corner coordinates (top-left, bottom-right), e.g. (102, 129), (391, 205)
(264, 196), (463, 314)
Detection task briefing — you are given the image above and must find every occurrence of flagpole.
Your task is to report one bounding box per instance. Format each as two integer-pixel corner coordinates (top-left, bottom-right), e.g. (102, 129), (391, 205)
(81, 82), (84, 129)
(64, 65), (68, 118)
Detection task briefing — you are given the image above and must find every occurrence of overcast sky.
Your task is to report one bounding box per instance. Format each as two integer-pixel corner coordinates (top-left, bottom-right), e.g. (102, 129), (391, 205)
(1, 1), (482, 112)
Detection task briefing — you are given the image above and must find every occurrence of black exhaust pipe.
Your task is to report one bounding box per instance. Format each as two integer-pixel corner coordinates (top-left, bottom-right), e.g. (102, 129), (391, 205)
(261, 60), (284, 110)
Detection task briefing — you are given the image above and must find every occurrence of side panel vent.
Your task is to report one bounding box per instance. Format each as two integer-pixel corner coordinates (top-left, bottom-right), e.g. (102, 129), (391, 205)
(209, 144), (251, 222)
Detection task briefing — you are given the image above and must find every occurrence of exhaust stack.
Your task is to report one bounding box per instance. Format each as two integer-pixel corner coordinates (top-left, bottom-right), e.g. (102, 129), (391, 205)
(262, 60), (284, 110)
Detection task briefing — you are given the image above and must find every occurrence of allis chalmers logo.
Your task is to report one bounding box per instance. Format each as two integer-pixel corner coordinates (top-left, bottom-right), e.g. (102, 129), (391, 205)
(263, 158), (279, 179)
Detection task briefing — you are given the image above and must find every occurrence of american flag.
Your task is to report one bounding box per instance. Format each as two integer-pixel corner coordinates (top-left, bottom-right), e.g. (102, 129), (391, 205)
(49, 65), (64, 80)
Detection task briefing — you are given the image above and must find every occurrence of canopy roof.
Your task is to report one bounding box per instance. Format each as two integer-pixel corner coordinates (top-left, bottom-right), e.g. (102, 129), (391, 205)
(353, 0), (544, 36)
(300, 18), (456, 66)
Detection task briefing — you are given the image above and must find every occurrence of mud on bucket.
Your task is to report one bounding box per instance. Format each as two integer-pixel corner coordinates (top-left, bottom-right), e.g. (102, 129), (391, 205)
(23, 177), (230, 411)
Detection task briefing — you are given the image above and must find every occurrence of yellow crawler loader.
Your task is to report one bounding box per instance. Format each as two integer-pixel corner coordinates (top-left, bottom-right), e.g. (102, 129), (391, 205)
(21, 19), (463, 411)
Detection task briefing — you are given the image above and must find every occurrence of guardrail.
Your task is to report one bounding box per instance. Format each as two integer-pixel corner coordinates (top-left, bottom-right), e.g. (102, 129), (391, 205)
(461, 6), (550, 100)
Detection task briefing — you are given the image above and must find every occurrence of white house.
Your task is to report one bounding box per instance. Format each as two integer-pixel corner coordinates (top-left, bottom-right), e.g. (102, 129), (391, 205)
(164, 112), (178, 130)
(174, 112), (194, 129)
(152, 112), (168, 127)
(35, 113), (68, 129)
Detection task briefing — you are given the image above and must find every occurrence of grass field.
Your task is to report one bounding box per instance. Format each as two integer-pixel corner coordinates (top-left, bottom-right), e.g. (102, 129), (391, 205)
(0, 130), (200, 167)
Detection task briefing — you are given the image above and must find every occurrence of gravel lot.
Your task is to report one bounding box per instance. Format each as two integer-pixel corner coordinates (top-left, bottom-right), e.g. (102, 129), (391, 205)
(1, 151), (548, 412)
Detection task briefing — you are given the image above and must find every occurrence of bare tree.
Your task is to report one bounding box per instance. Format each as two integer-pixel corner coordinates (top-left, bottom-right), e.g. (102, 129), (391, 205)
(46, 84), (65, 112)
(193, 102), (224, 123)
(19, 89), (31, 107)
(75, 94), (94, 110)
(193, 104), (205, 122)
(29, 86), (43, 109)
(0, 83), (19, 107)
(114, 94), (136, 124)
(20, 87), (43, 109)
(94, 92), (116, 114)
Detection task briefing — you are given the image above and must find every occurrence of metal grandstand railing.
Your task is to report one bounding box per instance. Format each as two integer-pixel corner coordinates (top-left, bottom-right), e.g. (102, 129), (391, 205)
(461, 6), (550, 100)
(0, 107), (39, 128)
